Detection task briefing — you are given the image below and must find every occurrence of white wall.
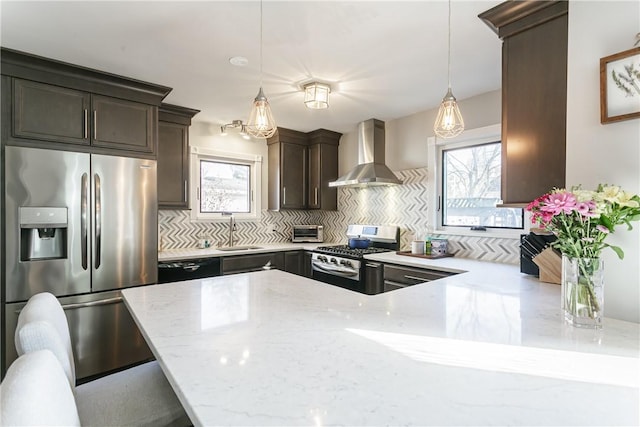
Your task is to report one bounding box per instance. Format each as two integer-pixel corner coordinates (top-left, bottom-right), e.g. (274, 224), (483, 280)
(337, 90), (501, 174)
(566, 1), (640, 323)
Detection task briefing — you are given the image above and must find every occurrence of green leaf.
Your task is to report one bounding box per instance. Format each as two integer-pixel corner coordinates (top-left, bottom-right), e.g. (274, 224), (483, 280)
(623, 219), (634, 231)
(605, 244), (625, 260)
(600, 215), (614, 231)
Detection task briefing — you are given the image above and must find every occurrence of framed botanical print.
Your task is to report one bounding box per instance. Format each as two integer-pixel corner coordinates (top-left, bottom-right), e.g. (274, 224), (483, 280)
(600, 47), (640, 124)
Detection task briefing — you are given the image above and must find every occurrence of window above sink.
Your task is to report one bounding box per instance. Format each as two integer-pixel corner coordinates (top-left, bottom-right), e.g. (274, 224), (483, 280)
(190, 146), (263, 222)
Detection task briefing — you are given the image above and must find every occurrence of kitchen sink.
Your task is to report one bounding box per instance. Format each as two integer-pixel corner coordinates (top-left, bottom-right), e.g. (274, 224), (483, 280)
(217, 245), (263, 251)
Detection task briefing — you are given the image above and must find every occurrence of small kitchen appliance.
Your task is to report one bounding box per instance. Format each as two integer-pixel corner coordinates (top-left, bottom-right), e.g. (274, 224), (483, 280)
(311, 224), (399, 294)
(292, 224), (324, 243)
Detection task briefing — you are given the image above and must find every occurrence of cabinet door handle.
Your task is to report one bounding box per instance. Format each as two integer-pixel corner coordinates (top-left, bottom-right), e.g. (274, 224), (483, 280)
(83, 109), (88, 139)
(184, 180), (188, 203)
(283, 187), (286, 205)
(93, 110), (97, 140)
(404, 275), (429, 282)
(315, 187), (319, 205)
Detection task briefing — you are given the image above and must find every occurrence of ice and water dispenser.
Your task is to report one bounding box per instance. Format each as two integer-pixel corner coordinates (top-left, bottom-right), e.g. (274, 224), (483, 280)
(19, 207), (68, 261)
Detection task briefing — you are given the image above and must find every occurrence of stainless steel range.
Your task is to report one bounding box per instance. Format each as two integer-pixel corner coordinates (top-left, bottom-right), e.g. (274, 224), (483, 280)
(311, 224), (399, 294)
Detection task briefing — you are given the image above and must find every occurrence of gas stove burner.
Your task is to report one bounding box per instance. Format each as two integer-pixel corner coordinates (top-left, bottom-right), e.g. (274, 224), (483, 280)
(314, 245), (391, 258)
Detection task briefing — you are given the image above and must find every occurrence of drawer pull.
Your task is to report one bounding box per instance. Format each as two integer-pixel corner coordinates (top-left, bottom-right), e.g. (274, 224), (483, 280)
(404, 275), (430, 282)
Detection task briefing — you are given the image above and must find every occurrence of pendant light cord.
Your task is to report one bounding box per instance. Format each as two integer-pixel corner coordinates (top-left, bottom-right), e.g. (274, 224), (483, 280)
(447, 0), (451, 90)
(259, 0), (264, 88)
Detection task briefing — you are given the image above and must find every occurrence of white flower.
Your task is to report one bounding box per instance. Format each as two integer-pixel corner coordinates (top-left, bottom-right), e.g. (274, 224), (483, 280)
(573, 189), (596, 203)
(617, 191), (640, 208)
(599, 185), (621, 203)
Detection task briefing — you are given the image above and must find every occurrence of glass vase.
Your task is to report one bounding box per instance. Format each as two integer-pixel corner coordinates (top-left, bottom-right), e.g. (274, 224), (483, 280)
(561, 255), (604, 329)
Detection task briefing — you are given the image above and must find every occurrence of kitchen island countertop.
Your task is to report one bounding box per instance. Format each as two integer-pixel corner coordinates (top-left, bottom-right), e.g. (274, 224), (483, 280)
(123, 261), (639, 426)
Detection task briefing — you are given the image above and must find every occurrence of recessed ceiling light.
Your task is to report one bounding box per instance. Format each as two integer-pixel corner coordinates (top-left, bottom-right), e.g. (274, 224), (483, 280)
(229, 56), (248, 67)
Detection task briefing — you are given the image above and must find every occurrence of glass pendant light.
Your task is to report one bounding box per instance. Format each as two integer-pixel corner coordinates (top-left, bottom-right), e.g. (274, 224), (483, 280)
(434, 0), (464, 139)
(246, 0), (277, 139)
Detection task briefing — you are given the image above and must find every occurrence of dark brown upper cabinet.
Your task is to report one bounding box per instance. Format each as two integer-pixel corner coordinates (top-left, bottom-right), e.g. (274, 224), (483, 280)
(268, 128), (308, 210)
(1, 48), (171, 159)
(267, 127), (341, 211)
(158, 104), (200, 210)
(479, 1), (568, 205)
(307, 129), (341, 210)
(91, 95), (155, 153)
(12, 79), (91, 146)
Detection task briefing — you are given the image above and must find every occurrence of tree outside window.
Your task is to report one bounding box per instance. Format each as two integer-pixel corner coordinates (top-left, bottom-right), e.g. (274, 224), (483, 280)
(442, 142), (523, 229)
(200, 160), (250, 213)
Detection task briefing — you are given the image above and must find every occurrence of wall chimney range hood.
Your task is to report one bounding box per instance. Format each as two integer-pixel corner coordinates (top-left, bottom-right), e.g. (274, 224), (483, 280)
(329, 119), (402, 187)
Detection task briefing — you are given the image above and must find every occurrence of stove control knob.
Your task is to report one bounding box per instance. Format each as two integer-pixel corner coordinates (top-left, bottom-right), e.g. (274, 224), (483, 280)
(330, 258), (338, 264)
(318, 256), (327, 262)
(339, 260), (352, 267)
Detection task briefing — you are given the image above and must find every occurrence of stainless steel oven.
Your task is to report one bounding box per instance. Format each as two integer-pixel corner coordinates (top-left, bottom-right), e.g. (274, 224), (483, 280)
(310, 224), (399, 295)
(311, 253), (363, 292)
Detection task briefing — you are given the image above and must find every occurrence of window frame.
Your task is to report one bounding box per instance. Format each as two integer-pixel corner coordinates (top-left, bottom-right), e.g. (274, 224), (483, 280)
(427, 124), (526, 239)
(190, 146), (262, 221)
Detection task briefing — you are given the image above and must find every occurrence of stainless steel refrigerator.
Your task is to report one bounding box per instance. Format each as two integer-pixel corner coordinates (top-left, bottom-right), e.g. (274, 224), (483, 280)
(3, 146), (157, 380)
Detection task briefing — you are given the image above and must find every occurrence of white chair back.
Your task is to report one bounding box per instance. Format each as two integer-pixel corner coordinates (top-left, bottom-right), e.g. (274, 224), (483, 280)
(0, 349), (81, 426)
(15, 292), (76, 386)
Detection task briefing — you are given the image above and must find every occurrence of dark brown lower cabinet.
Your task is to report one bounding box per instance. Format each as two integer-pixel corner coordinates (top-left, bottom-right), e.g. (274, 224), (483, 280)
(303, 252), (313, 278)
(221, 252), (285, 275)
(364, 261), (384, 295)
(383, 264), (455, 292)
(221, 251), (305, 277)
(284, 251), (304, 276)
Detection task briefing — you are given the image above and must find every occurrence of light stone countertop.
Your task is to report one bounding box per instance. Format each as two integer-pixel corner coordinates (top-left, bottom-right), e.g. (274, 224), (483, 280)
(158, 242), (335, 262)
(123, 263), (639, 426)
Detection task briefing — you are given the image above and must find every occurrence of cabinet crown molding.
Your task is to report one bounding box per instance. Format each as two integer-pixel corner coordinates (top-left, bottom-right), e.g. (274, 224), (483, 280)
(159, 103), (200, 125)
(267, 127), (342, 146)
(1, 47), (172, 105)
(479, 0), (568, 39)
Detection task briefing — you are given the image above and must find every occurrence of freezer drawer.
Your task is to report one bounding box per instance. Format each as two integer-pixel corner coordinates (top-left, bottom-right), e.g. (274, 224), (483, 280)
(3, 290), (153, 382)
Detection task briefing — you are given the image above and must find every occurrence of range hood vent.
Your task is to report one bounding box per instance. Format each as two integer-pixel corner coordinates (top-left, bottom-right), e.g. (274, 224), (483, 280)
(329, 119), (402, 187)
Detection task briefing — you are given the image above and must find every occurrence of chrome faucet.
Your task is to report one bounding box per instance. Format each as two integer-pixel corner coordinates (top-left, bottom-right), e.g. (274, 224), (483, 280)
(222, 212), (236, 247)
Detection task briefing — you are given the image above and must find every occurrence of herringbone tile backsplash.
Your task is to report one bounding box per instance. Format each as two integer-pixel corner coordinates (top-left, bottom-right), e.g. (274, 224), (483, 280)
(159, 167), (519, 264)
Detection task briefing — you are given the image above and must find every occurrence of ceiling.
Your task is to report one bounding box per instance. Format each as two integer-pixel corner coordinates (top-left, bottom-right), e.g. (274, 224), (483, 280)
(0, 1), (503, 134)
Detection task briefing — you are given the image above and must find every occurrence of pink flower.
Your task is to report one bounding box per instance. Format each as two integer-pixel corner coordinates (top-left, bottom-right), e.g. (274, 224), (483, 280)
(576, 201), (597, 217)
(540, 192), (577, 215)
(541, 211), (554, 223)
(596, 225), (610, 234)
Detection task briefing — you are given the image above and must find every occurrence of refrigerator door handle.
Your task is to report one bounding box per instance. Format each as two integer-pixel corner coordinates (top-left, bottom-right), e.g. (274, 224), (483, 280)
(60, 296), (122, 311)
(94, 173), (102, 269)
(81, 173), (89, 270)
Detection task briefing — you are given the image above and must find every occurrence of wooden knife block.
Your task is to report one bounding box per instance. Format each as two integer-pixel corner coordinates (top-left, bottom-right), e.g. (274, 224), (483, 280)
(532, 248), (562, 285)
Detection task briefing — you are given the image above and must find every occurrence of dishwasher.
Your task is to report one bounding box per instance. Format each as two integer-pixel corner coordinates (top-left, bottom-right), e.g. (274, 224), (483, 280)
(158, 258), (221, 283)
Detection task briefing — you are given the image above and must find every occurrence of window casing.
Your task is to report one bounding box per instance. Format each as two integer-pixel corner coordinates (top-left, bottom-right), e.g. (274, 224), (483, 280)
(190, 147), (262, 221)
(428, 124), (524, 237)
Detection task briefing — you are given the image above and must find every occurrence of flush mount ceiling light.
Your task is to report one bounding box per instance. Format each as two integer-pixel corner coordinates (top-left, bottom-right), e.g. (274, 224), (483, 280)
(246, 0), (277, 139)
(220, 120), (250, 140)
(434, 0), (465, 139)
(303, 82), (331, 109)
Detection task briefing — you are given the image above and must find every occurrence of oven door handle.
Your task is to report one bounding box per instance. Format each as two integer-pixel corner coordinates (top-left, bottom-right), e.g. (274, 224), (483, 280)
(312, 260), (359, 277)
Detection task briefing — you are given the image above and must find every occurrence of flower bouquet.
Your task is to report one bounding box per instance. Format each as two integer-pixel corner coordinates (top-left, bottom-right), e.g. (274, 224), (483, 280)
(526, 185), (640, 328)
